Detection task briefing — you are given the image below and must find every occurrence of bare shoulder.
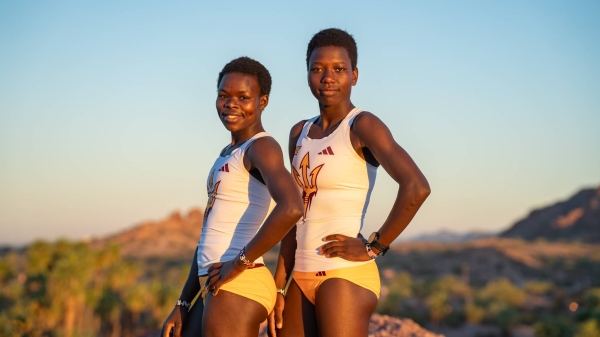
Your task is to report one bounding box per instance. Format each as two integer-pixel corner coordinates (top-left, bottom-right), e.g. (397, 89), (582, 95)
(247, 136), (283, 160)
(289, 120), (308, 140)
(352, 111), (388, 134)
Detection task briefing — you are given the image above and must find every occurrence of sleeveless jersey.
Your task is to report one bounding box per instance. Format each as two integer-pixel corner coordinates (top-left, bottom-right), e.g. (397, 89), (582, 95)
(292, 108), (377, 272)
(196, 132), (272, 275)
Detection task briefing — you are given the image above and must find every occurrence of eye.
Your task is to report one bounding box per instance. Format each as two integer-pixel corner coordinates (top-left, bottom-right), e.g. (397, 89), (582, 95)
(335, 67), (346, 72)
(311, 67), (323, 73)
(240, 96), (250, 100)
(218, 94), (227, 99)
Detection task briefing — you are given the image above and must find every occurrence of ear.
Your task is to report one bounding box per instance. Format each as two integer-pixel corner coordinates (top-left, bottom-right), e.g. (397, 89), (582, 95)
(259, 94), (269, 110)
(352, 67), (359, 86)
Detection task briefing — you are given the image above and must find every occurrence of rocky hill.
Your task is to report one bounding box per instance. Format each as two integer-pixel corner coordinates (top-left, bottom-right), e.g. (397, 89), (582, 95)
(501, 186), (600, 242)
(257, 314), (443, 337)
(91, 208), (203, 259)
(384, 238), (600, 287)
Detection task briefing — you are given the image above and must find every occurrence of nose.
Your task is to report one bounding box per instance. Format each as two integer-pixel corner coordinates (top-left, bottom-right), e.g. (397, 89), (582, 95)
(223, 97), (238, 109)
(321, 69), (335, 84)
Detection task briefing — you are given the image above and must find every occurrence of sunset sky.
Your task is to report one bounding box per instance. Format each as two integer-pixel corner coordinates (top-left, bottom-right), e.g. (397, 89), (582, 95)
(1, 1), (599, 245)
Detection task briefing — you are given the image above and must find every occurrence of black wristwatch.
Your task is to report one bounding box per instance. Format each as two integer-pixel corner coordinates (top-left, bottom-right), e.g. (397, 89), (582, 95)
(366, 232), (389, 257)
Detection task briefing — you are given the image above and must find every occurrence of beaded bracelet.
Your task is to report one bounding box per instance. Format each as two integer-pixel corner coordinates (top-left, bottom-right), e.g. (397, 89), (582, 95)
(175, 299), (191, 310)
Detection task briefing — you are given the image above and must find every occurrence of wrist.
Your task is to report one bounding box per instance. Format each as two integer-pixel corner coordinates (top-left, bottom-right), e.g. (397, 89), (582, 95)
(368, 232), (390, 256)
(237, 246), (255, 269)
(175, 299), (191, 311)
(235, 256), (248, 271)
(276, 287), (286, 297)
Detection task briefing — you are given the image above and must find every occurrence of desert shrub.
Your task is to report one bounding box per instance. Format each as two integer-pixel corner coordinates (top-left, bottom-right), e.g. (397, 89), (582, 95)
(576, 319), (600, 337)
(534, 317), (574, 337)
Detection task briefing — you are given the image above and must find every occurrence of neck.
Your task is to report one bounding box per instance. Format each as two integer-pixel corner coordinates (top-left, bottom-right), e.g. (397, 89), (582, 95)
(230, 122), (265, 146)
(318, 100), (355, 128)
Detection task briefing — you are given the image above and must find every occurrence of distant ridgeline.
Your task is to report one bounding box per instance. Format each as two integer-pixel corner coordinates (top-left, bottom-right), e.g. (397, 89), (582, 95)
(91, 208), (203, 259)
(501, 186), (600, 243)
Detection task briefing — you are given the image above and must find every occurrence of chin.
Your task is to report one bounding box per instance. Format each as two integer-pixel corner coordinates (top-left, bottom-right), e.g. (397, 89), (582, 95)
(317, 98), (342, 107)
(221, 122), (237, 132)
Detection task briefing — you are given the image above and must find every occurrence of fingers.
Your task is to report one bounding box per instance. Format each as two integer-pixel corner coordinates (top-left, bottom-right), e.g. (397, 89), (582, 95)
(268, 310), (277, 337)
(204, 274), (220, 290)
(322, 234), (348, 242)
(319, 241), (343, 253)
(212, 280), (223, 296)
(275, 302), (284, 329)
(207, 262), (223, 272)
(161, 323), (172, 337)
(208, 268), (220, 278)
(322, 246), (344, 258)
(173, 323), (182, 337)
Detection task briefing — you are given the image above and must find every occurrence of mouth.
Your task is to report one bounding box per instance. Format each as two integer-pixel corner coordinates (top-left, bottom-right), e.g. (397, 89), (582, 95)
(221, 112), (243, 123)
(318, 88), (339, 96)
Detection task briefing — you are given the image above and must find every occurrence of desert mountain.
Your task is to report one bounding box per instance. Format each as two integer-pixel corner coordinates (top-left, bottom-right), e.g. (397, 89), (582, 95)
(92, 208), (203, 258)
(398, 229), (495, 243)
(501, 185), (600, 242)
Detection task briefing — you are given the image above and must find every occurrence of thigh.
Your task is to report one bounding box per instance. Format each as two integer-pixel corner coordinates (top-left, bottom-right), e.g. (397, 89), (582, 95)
(182, 299), (203, 337)
(277, 280), (318, 337)
(202, 290), (267, 337)
(315, 278), (377, 337)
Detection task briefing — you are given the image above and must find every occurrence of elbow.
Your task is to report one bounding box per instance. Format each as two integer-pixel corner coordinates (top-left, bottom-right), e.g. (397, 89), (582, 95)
(287, 198), (304, 222)
(419, 181), (431, 201)
(406, 179), (431, 204)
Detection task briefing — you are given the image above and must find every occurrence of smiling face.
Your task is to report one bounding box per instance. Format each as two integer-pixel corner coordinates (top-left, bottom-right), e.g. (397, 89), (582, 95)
(307, 46), (358, 108)
(216, 72), (268, 133)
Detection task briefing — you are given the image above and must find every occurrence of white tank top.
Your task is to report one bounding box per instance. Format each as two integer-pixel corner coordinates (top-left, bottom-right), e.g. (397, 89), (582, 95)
(196, 132), (272, 275)
(292, 108), (377, 272)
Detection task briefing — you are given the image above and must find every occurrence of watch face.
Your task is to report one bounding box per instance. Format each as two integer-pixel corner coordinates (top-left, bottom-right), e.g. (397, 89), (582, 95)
(368, 232), (378, 243)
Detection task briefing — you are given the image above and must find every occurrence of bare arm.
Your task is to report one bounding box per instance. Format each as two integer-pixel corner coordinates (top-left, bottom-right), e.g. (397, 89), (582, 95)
(272, 121), (305, 287)
(179, 248), (201, 301)
(162, 248), (201, 337)
(353, 112), (430, 248)
(205, 136), (303, 294)
(243, 136), (304, 261)
(321, 113), (430, 260)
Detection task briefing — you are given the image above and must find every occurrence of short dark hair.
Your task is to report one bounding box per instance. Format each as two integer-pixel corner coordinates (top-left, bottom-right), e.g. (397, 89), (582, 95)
(306, 28), (358, 70)
(217, 56), (272, 96)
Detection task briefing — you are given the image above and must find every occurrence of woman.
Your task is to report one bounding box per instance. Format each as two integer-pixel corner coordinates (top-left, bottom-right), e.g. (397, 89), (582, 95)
(162, 56), (303, 337)
(269, 28), (431, 337)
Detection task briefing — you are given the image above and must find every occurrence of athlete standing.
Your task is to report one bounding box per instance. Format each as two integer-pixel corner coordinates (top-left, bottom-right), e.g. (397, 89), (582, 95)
(162, 57), (303, 337)
(268, 29), (431, 337)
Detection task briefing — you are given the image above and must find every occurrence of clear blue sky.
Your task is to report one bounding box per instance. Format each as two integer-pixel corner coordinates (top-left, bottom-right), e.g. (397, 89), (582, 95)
(1, 1), (599, 245)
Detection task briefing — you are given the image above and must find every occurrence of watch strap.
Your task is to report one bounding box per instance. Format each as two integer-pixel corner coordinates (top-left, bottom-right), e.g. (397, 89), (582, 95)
(365, 243), (378, 259)
(370, 240), (389, 256)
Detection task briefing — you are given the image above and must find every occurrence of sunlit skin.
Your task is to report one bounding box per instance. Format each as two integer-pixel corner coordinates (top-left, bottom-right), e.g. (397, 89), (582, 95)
(161, 71), (303, 337)
(269, 45), (431, 337)
(216, 72), (268, 144)
(307, 46), (358, 118)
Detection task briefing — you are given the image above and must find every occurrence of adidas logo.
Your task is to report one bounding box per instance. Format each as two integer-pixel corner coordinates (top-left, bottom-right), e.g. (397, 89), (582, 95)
(317, 146), (334, 155)
(315, 271), (327, 276)
(218, 163), (229, 172)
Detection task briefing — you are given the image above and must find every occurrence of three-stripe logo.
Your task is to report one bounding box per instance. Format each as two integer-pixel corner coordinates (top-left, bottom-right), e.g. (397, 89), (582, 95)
(315, 271), (327, 276)
(218, 163), (229, 172)
(317, 146), (334, 155)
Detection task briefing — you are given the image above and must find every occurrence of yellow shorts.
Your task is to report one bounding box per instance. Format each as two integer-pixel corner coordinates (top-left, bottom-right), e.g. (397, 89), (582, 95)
(293, 261), (380, 304)
(199, 266), (276, 314)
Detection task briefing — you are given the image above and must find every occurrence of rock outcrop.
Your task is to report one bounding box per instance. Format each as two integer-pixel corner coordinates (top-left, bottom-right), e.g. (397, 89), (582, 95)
(501, 186), (600, 242)
(91, 208), (203, 258)
(258, 314), (443, 337)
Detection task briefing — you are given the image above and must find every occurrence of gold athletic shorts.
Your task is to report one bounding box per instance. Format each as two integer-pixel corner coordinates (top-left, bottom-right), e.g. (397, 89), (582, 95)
(292, 261), (380, 304)
(199, 266), (276, 314)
